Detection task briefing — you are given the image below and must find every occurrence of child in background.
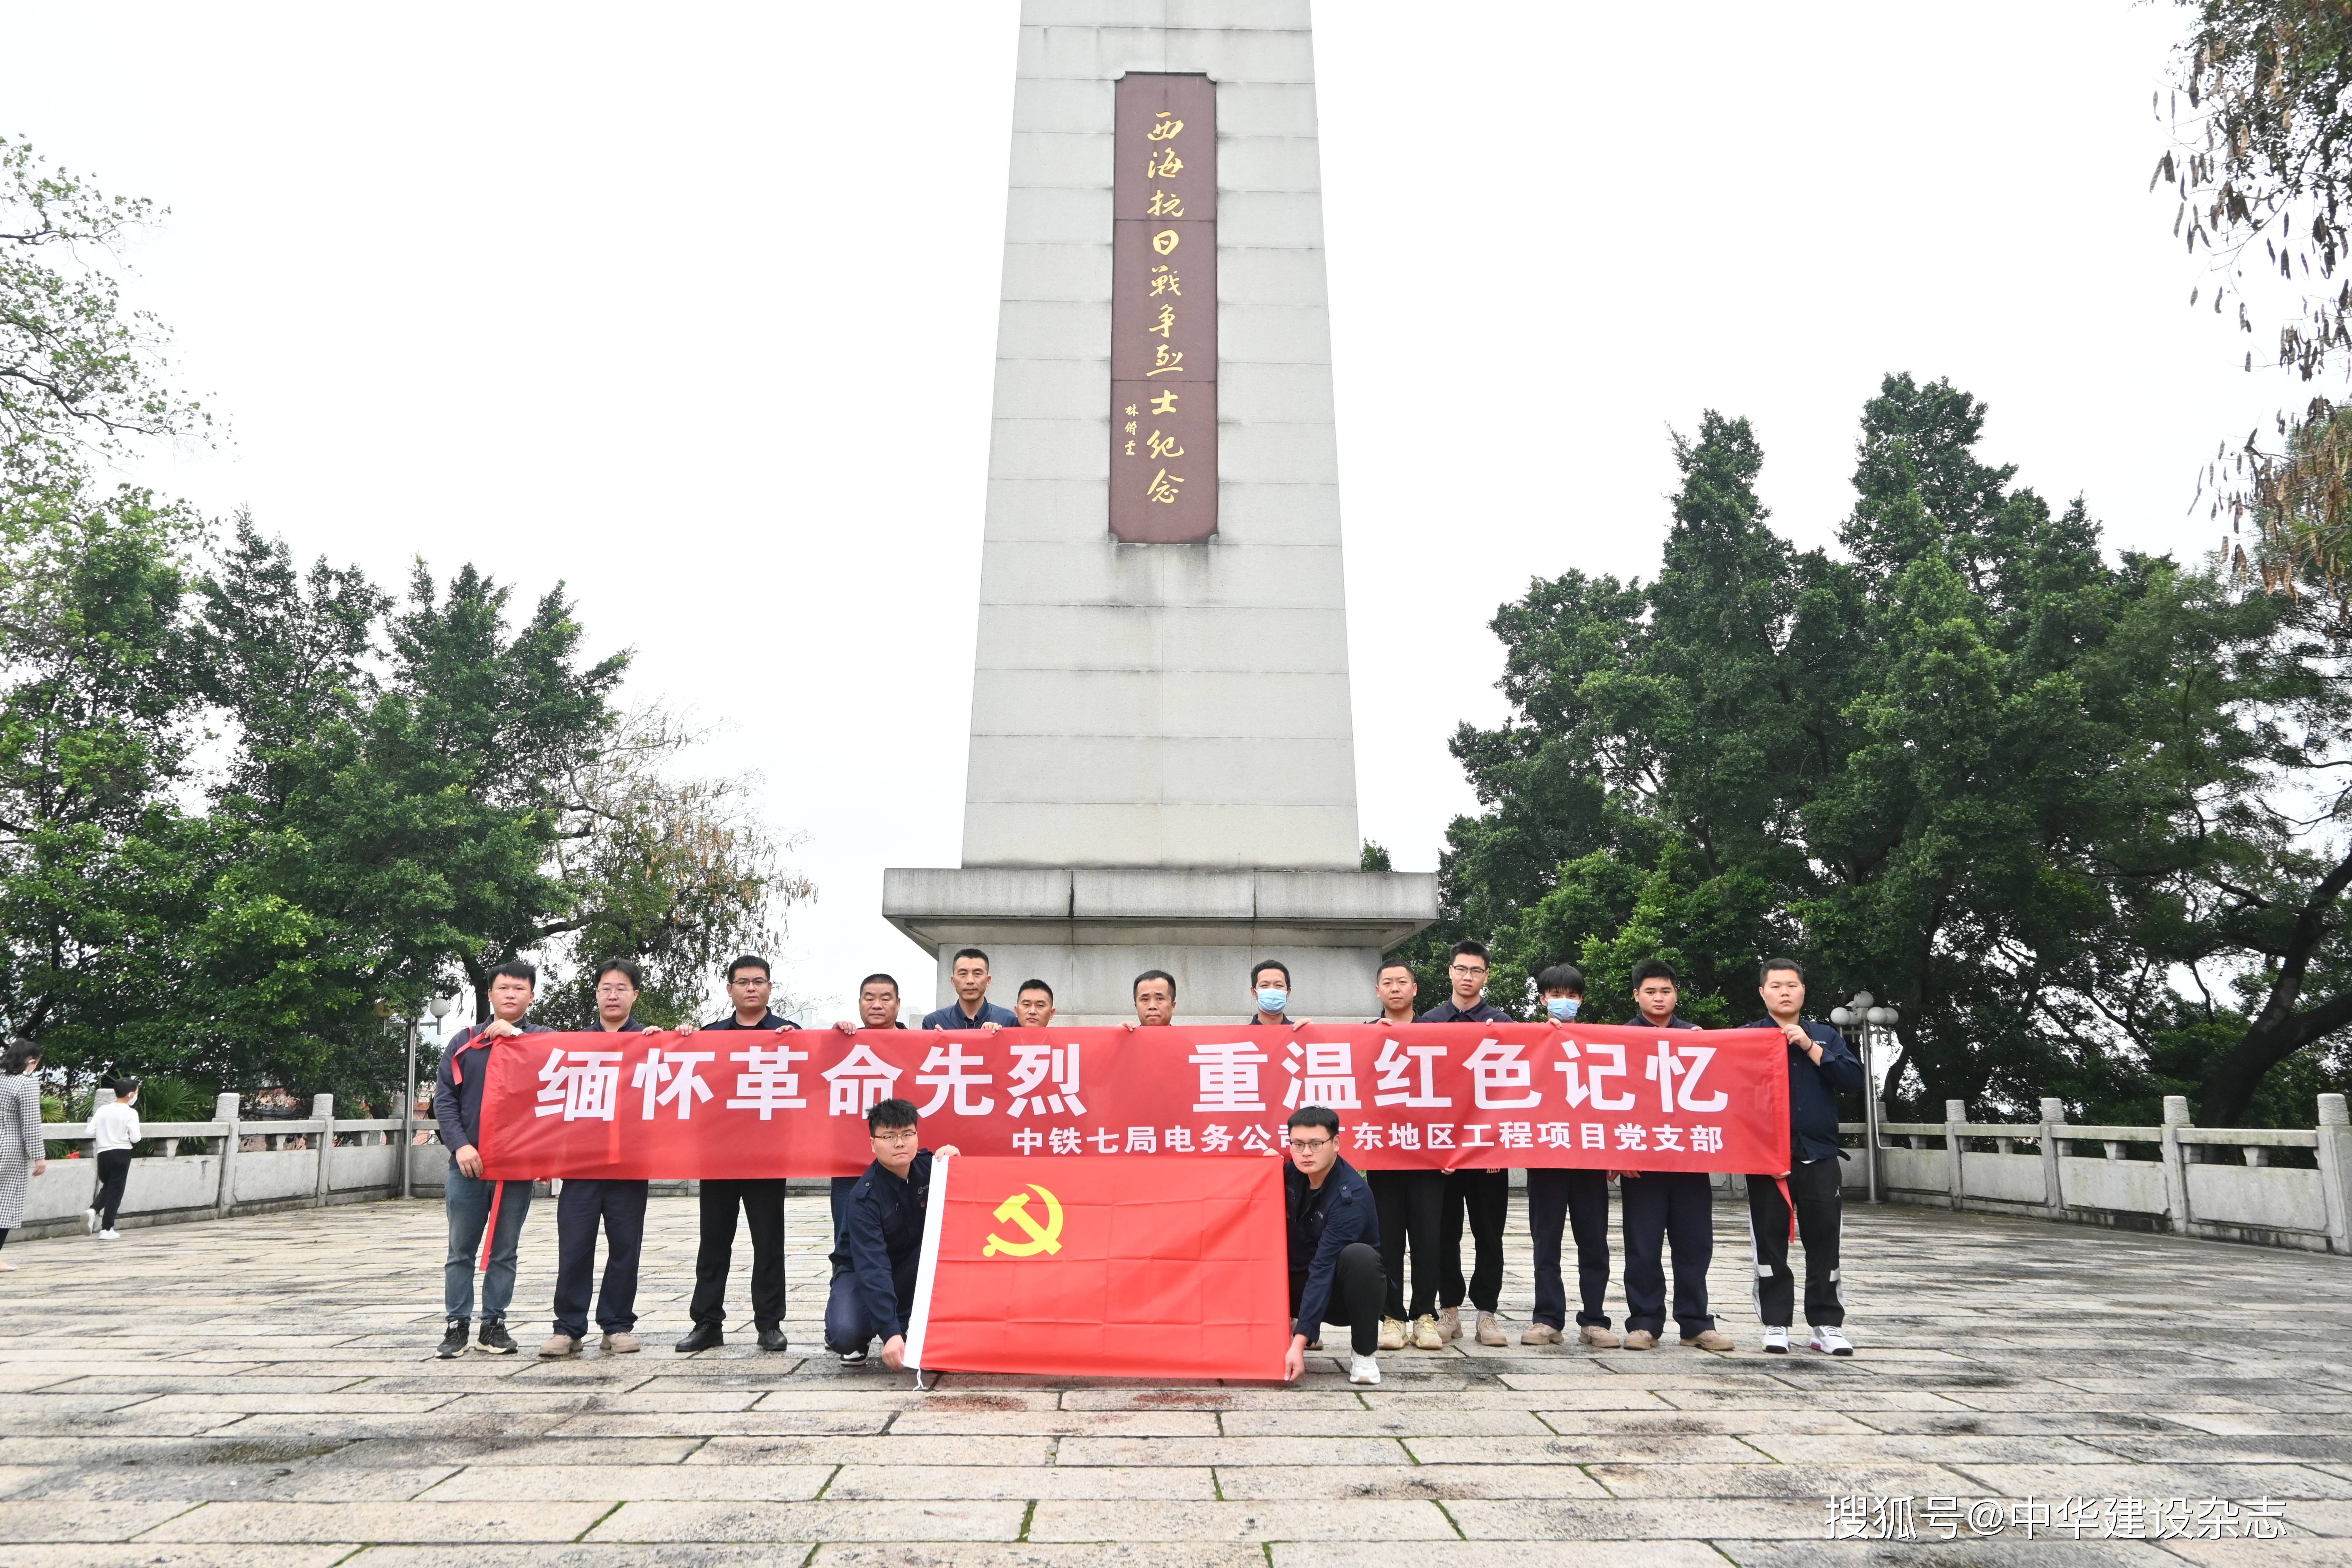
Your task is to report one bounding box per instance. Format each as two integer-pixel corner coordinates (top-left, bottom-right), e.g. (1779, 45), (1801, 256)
(86, 1079), (139, 1241)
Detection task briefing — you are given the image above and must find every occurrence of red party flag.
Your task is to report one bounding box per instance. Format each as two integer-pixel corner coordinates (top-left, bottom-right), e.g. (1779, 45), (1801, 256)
(904, 1155), (1290, 1380)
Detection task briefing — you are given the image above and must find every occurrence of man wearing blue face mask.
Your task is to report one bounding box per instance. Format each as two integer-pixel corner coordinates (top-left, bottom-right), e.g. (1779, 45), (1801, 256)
(1243, 960), (1309, 1028)
(1522, 964), (1620, 1347)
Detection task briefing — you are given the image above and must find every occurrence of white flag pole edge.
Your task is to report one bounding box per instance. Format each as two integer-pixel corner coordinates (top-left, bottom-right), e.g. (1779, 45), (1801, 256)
(902, 1150), (952, 1375)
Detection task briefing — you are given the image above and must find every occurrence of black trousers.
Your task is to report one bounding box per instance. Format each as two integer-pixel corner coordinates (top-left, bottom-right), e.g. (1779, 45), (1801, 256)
(1367, 1169), (1445, 1320)
(1441, 1168), (1508, 1312)
(1289, 1241), (1386, 1357)
(691, 1178), (787, 1328)
(1745, 1160), (1846, 1327)
(1526, 1167), (1612, 1328)
(553, 1178), (648, 1337)
(94, 1148), (133, 1228)
(1620, 1169), (1715, 1336)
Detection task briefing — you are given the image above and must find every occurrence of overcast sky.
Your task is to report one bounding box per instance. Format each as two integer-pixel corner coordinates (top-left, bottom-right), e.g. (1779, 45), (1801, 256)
(1, 2), (2282, 1023)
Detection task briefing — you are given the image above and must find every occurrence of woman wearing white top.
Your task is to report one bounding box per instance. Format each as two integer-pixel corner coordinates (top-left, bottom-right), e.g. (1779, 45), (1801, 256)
(87, 1080), (139, 1241)
(0, 1042), (44, 1269)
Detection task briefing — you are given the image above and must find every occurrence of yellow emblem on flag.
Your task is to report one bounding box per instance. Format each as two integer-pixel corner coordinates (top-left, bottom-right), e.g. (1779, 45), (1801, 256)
(981, 1184), (1065, 1258)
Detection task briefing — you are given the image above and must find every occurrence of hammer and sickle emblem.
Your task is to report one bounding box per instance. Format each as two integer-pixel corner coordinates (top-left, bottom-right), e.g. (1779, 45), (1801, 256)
(981, 1184), (1065, 1258)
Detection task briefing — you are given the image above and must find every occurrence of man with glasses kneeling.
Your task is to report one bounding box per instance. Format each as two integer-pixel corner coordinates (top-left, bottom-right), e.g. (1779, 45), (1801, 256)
(826, 1098), (958, 1369)
(1281, 1105), (1387, 1388)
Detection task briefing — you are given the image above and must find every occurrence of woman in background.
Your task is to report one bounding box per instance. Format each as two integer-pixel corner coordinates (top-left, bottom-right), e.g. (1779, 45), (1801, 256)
(87, 1078), (139, 1241)
(0, 1041), (46, 1270)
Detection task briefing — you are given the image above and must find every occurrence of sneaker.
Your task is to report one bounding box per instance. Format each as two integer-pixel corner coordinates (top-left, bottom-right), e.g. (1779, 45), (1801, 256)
(1520, 1323), (1562, 1347)
(1347, 1353), (1382, 1386)
(1436, 1306), (1461, 1342)
(436, 1319), (470, 1359)
(539, 1334), (581, 1359)
(97, 1229), (120, 1241)
(602, 1331), (640, 1354)
(1411, 1315), (1444, 1351)
(1475, 1312), (1508, 1347)
(1682, 1328), (1735, 1351)
(1377, 1317), (1407, 1351)
(1810, 1325), (1854, 1356)
(1622, 1328), (1658, 1350)
(83, 1208), (98, 1235)
(476, 1319), (519, 1355)
(1578, 1325), (1622, 1349)
(1761, 1325), (1791, 1354)
(837, 1346), (869, 1366)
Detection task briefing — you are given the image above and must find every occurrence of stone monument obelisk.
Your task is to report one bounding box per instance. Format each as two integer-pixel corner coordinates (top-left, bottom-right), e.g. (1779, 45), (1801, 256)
(884, 0), (1436, 1024)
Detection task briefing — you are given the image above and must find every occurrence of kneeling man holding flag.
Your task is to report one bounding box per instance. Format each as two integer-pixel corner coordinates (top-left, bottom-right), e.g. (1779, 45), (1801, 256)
(1282, 1104), (1387, 1387)
(828, 1097), (958, 1369)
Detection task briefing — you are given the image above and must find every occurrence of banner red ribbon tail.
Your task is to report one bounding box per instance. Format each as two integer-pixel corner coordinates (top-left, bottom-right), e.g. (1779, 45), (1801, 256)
(479, 1181), (504, 1274)
(1776, 1174), (1796, 1243)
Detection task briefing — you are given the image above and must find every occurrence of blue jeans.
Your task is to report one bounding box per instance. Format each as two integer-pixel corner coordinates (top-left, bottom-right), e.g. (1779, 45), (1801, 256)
(444, 1162), (534, 1323)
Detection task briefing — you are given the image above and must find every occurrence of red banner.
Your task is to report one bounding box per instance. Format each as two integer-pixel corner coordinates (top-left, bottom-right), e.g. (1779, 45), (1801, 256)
(475, 1023), (1790, 1180)
(904, 1155), (1288, 1380)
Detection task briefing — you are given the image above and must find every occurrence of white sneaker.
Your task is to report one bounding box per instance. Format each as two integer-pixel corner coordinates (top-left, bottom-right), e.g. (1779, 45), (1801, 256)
(1347, 1353), (1382, 1386)
(83, 1208), (98, 1235)
(97, 1229), (120, 1241)
(1809, 1325), (1853, 1356)
(1761, 1325), (1790, 1354)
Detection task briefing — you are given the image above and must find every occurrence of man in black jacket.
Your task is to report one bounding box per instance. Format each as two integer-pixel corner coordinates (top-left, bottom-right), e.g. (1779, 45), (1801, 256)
(432, 961), (552, 1358)
(825, 1097), (958, 1368)
(1618, 958), (1733, 1352)
(542, 960), (651, 1359)
(677, 955), (800, 1354)
(1745, 958), (1864, 1356)
(1281, 1105), (1386, 1387)
(1416, 939), (1515, 1348)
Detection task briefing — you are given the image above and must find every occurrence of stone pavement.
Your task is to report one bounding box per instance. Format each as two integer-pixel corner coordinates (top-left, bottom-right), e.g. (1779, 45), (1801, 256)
(0, 1192), (2347, 1566)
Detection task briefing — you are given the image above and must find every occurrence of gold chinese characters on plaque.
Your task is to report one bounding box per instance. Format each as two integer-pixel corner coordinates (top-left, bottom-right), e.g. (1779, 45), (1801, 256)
(1111, 72), (1215, 543)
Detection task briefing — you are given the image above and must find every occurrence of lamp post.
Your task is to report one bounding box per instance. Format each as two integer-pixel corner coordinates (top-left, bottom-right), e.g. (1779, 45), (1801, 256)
(1830, 992), (1900, 1204)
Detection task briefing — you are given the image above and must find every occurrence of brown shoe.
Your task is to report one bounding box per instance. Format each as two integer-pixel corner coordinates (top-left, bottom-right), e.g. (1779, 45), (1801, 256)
(1410, 1315), (1444, 1351)
(1475, 1312), (1508, 1347)
(1519, 1323), (1563, 1346)
(602, 1330), (640, 1354)
(1436, 1306), (1461, 1342)
(1621, 1328), (1658, 1350)
(1579, 1324), (1623, 1349)
(1682, 1328), (1735, 1351)
(538, 1334), (580, 1359)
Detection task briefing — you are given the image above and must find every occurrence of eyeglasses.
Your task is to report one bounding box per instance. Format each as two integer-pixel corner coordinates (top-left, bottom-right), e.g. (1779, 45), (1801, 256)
(1288, 1137), (1334, 1152)
(1448, 964), (1488, 976)
(872, 1128), (919, 1143)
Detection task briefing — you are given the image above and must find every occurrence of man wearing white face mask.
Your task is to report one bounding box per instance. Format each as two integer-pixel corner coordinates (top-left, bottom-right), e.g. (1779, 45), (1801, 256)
(1243, 960), (1309, 1029)
(1522, 964), (1620, 1347)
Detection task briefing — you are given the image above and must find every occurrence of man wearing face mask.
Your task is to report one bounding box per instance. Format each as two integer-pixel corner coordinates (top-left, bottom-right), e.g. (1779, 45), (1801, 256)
(1243, 960), (1309, 1028)
(1416, 939), (1515, 1347)
(1521, 964), (1620, 1347)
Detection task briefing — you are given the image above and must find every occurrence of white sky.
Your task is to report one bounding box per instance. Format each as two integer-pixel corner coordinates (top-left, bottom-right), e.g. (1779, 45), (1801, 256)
(1, 2), (2287, 1022)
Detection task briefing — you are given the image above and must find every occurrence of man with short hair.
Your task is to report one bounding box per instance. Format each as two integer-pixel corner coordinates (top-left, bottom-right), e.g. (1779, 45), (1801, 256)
(1245, 959), (1307, 1027)
(923, 948), (1017, 1031)
(1014, 980), (1055, 1028)
(1130, 969), (1177, 1028)
(1280, 1105), (1386, 1388)
(677, 954), (800, 1355)
(1367, 959), (1445, 1353)
(1418, 939), (1514, 1348)
(828, 974), (912, 1282)
(1745, 957), (1862, 1356)
(1522, 962), (1618, 1348)
(826, 1098), (959, 1368)
(433, 960), (551, 1358)
(544, 959), (651, 1358)
(1618, 958), (1733, 1351)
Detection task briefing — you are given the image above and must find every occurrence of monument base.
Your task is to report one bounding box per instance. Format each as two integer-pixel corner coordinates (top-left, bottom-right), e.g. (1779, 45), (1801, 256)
(882, 868), (1438, 1025)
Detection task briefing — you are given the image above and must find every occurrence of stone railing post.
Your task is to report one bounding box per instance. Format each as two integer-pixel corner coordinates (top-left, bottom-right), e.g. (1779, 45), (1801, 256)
(213, 1092), (242, 1217)
(2159, 1094), (2192, 1234)
(2038, 1096), (2066, 1217)
(2316, 1093), (2352, 1256)
(310, 1093), (334, 1207)
(1944, 1100), (1967, 1210)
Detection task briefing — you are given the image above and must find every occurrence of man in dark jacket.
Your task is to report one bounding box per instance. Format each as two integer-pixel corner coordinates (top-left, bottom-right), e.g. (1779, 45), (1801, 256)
(677, 955), (801, 1354)
(1745, 957), (1865, 1356)
(1618, 958), (1733, 1351)
(432, 960), (552, 1358)
(1281, 1105), (1386, 1387)
(1416, 939), (1515, 1347)
(921, 948), (1017, 1031)
(542, 959), (651, 1359)
(825, 1097), (958, 1368)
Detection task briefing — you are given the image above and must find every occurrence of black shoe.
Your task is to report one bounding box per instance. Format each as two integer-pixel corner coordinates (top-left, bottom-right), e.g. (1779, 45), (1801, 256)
(674, 1321), (724, 1354)
(836, 1345), (868, 1366)
(757, 1326), (788, 1352)
(476, 1319), (519, 1355)
(437, 1319), (469, 1359)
